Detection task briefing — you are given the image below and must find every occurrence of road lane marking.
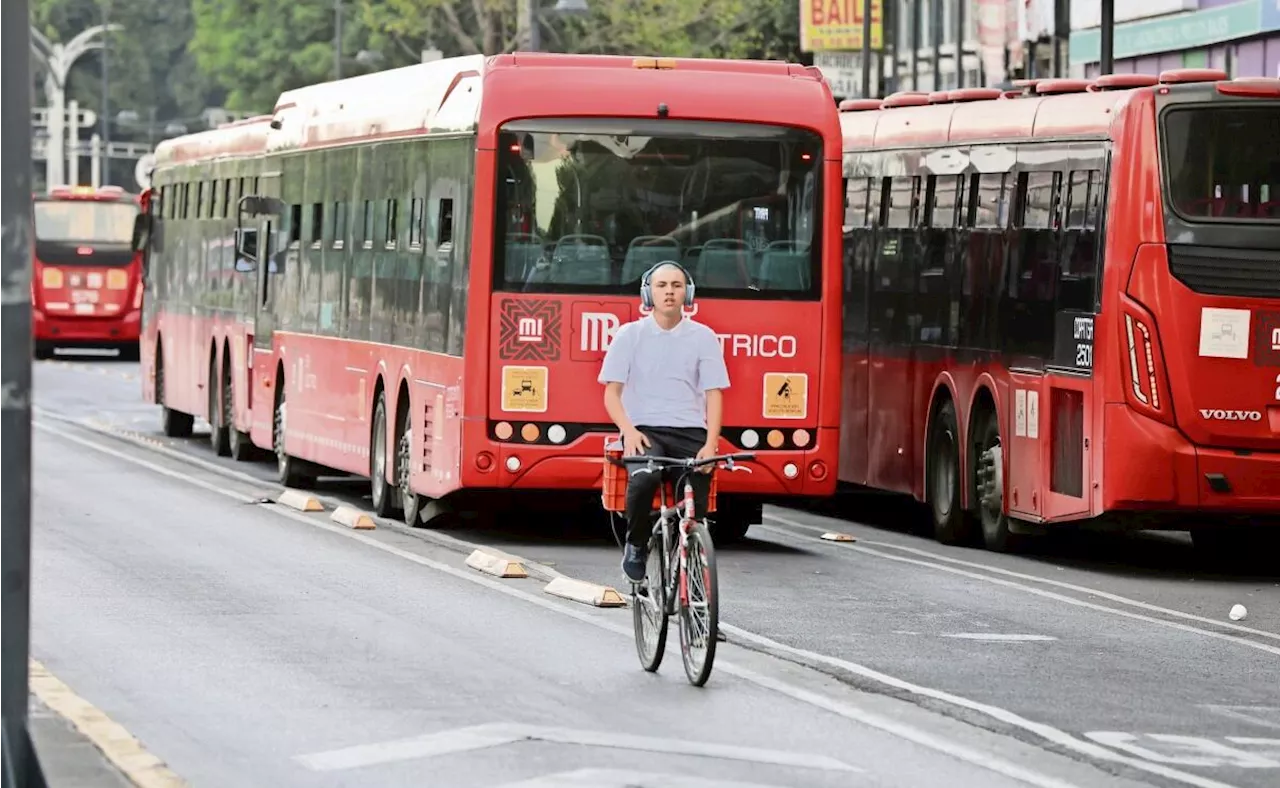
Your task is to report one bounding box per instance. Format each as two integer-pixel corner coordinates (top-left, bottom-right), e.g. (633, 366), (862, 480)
(35, 419), (1098, 788)
(1201, 706), (1280, 731)
(29, 659), (187, 788)
(295, 722), (859, 773)
(764, 511), (1280, 643)
(759, 519), (1280, 658)
(493, 769), (793, 788)
(940, 633), (1058, 642)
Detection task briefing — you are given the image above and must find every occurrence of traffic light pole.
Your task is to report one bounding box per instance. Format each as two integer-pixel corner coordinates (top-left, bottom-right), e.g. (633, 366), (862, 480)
(2, 0), (46, 786)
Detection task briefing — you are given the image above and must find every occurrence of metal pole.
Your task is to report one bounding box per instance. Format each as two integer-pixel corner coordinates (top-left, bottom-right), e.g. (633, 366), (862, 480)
(67, 99), (80, 187)
(910, 0), (920, 90)
(932, 0), (942, 90)
(954, 0), (965, 88)
(860, 0), (873, 97)
(528, 0), (540, 52)
(2, 1), (47, 786)
(1100, 0), (1115, 75)
(101, 1), (110, 186)
(334, 0), (343, 79)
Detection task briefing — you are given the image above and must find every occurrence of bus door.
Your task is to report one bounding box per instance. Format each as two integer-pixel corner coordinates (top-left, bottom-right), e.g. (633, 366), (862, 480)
(234, 178), (284, 442)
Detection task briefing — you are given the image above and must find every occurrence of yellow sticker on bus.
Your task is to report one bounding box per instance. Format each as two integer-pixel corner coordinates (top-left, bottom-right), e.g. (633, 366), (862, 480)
(762, 372), (807, 420)
(502, 366), (548, 413)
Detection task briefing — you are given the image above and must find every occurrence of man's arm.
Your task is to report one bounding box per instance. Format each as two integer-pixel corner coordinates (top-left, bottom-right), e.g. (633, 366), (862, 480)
(695, 328), (731, 466)
(598, 325), (648, 455)
(703, 387), (724, 449)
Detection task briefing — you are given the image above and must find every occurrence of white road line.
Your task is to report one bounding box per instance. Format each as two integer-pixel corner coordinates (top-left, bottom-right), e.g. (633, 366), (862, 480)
(493, 768), (792, 788)
(295, 722), (859, 773)
(35, 419), (1102, 788)
(759, 519), (1280, 658)
(939, 634), (1058, 642)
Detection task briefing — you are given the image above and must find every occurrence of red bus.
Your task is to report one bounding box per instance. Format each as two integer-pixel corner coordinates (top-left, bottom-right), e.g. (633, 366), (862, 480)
(32, 184), (144, 359)
(138, 53), (844, 538)
(837, 71), (1280, 554)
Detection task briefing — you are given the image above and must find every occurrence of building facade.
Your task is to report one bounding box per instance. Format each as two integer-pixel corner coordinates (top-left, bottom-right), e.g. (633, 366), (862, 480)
(1070, 0), (1280, 79)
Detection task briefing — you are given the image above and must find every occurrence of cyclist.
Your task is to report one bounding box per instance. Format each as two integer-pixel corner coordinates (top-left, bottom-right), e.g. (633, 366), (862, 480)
(598, 260), (730, 583)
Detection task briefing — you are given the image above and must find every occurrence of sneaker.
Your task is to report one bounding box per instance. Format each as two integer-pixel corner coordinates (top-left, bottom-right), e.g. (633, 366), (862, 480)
(621, 543), (648, 584)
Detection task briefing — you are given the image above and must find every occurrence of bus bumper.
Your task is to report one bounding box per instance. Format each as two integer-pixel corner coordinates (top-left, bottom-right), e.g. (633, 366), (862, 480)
(487, 428), (839, 498)
(1103, 403), (1280, 514)
(33, 308), (140, 344)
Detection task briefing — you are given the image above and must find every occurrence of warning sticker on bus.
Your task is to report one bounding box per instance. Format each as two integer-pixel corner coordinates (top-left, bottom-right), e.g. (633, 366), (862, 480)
(762, 373), (807, 420)
(501, 366), (548, 413)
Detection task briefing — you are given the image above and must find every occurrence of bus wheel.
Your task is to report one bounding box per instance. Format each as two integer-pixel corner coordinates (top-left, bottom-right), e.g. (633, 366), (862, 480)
(396, 419), (424, 526)
(928, 400), (971, 544)
(208, 354), (230, 456)
(974, 410), (1017, 552)
(273, 386), (314, 489)
(224, 361), (254, 462)
(370, 391), (401, 518)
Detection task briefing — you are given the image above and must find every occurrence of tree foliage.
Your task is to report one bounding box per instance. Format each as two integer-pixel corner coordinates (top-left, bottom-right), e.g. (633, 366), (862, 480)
(357, 0), (806, 62)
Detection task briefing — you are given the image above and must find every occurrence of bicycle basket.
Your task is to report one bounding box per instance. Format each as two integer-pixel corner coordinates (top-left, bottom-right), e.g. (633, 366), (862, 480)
(601, 438), (718, 513)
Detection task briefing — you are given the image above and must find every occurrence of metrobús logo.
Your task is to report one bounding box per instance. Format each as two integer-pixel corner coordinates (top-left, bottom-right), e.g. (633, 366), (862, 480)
(1199, 409), (1262, 422)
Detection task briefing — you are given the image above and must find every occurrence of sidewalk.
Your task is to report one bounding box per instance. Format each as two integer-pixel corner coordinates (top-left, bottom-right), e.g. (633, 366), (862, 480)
(29, 694), (134, 788)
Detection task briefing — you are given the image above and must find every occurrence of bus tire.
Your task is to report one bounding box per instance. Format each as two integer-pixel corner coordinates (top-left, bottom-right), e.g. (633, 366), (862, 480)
(396, 408), (424, 526)
(370, 391), (400, 518)
(224, 354), (254, 462)
(973, 408), (1018, 553)
(157, 348), (193, 438)
(208, 353), (230, 456)
(273, 382), (314, 489)
(929, 399), (972, 544)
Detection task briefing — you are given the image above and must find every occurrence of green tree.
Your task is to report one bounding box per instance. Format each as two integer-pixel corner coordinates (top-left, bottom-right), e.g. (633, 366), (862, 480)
(357, 0), (804, 61)
(189, 0), (386, 113)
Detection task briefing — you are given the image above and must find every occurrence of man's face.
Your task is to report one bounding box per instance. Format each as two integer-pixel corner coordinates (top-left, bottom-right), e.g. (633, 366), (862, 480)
(650, 265), (687, 317)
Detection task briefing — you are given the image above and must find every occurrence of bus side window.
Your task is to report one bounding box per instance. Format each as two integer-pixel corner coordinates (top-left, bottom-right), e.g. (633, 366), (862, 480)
(1058, 169), (1101, 314)
(1003, 168), (1063, 362)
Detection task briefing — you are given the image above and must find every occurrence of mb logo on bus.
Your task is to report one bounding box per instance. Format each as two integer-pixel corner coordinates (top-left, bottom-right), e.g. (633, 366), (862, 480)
(580, 312), (621, 353)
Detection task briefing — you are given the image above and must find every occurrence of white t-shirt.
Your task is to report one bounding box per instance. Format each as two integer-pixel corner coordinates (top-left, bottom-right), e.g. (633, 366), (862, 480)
(597, 315), (731, 430)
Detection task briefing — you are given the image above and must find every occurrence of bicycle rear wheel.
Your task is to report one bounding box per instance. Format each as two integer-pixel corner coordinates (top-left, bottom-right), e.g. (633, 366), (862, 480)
(679, 521), (718, 686)
(633, 529), (669, 672)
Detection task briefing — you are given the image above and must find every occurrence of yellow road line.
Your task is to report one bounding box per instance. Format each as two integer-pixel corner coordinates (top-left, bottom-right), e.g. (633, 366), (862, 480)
(29, 659), (187, 788)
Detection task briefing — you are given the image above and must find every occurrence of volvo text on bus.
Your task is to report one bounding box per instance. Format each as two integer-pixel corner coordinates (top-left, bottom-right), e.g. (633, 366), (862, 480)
(138, 53), (844, 538)
(837, 71), (1279, 554)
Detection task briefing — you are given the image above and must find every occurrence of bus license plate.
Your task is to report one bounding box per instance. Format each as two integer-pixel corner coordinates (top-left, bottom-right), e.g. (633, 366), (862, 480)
(71, 289), (100, 304)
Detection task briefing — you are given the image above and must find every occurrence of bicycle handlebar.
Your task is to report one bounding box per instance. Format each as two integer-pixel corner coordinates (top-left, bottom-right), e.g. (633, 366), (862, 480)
(609, 452), (757, 470)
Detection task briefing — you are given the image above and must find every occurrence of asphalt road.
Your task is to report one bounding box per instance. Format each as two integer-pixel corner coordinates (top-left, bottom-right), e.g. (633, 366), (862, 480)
(28, 354), (1280, 788)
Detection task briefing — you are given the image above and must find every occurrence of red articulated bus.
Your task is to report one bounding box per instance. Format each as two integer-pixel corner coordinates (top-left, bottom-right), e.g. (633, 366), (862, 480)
(138, 53), (844, 538)
(838, 71), (1280, 554)
(32, 184), (144, 359)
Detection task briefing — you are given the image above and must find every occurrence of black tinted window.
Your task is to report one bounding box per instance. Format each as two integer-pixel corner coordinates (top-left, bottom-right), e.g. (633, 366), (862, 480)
(1163, 106), (1280, 221)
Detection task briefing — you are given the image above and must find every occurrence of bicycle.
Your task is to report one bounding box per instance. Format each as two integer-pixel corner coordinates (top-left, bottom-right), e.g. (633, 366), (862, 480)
(604, 449), (755, 686)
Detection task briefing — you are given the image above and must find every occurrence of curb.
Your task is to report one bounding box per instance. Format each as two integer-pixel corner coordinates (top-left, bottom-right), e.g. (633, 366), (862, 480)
(543, 576), (627, 608)
(277, 489), (323, 512)
(465, 548), (528, 579)
(330, 505), (376, 530)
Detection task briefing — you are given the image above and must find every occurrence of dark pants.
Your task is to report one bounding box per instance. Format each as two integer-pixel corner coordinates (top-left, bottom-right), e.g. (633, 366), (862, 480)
(625, 426), (712, 549)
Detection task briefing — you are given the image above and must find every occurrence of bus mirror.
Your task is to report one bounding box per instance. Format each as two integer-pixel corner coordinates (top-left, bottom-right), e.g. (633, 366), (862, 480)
(235, 227), (259, 269)
(130, 214), (152, 253)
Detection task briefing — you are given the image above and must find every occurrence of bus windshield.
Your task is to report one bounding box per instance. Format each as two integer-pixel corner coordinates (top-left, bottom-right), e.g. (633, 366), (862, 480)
(1162, 105), (1280, 222)
(34, 200), (138, 244)
(494, 119), (822, 299)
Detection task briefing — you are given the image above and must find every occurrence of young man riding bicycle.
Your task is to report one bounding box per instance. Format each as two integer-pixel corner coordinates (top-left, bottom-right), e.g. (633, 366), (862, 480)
(598, 260), (731, 584)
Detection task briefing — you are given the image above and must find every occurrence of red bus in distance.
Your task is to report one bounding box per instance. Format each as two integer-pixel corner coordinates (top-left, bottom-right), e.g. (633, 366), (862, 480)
(839, 73), (1280, 555)
(32, 184), (143, 359)
(138, 53), (844, 539)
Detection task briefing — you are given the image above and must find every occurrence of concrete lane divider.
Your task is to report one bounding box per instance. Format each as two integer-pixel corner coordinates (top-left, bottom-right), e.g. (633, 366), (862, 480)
(465, 548), (528, 579)
(330, 505), (376, 531)
(276, 489), (324, 512)
(543, 576), (627, 608)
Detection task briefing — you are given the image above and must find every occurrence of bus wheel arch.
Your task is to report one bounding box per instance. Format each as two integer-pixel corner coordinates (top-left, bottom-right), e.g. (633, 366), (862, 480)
(925, 386), (972, 545)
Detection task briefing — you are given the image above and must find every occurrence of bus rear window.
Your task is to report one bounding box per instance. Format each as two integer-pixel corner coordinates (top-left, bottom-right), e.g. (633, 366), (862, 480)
(1162, 106), (1280, 221)
(34, 200), (138, 244)
(494, 121), (822, 299)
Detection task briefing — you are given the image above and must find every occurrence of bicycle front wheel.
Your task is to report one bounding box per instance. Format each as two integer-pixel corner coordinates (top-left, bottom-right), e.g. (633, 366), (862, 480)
(633, 531), (669, 672)
(679, 521), (718, 686)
